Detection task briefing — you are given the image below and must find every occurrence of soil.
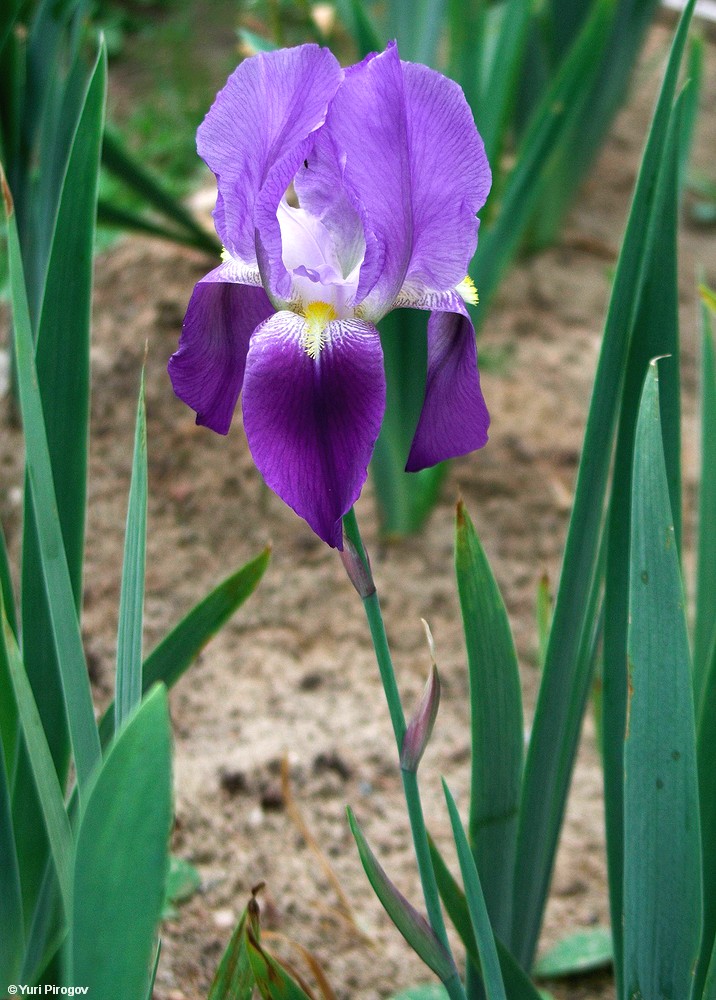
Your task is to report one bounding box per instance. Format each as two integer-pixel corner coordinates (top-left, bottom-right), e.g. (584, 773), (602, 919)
(1, 17), (715, 1000)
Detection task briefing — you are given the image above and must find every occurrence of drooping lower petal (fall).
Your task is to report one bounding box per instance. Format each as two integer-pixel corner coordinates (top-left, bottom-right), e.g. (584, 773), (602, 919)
(168, 268), (274, 434)
(241, 311), (386, 547)
(405, 304), (489, 472)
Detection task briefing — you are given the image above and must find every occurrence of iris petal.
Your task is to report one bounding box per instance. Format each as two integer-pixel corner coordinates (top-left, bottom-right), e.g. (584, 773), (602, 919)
(168, 267), (274, 434)
(405, 303), (489, 472)
(400, 60), (491, 295)
(321, 42), (413, 314)
(197, 44), (342, 268)
(242, 311), (386, 547)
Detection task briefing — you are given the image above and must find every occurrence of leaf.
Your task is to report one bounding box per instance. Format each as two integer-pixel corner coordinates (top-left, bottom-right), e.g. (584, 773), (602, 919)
(391, 987), (449, 1000)
(695, 289), (716, 1000)
(372, 307), (447, 537)
(532, 928), (612, 978)
(678, 35), (704, 187)
(475, 0), (532, 168)
(524, 0), (660, 248)
(0, 515), (17, 640)
(0, 0), (21, 53)
(247, 931), (313, 1000)
(384, 0), (447, 65)
(0, 709), (24, 986)
(144, 940), (162, 1000)
(347, 808), (456, 984)
(237, 28), (278, 54)
(3, 159), (100, 800)
(429, 838), (545, 1000)
(115, 370), (147, 730)
(694, 290), (716, 711)
(7, 39), (104, 935)
(98, 547), (270, 742)
(0, 520), (18, 776)
(623, 361), (702, 1000)
(97, 198), (210, 249)
(509, 0), (697, 970)
(442, 781), (507, 1000)
(161, 855), (201, 919)
(68, 685), (173, 1000)
(472, 0), (612, 321)
(454, 501), (523, 942)
(101, 128), (219, 255)
(535, 574), (551, 671)
(208, 908), (255, 1000)
(601, 83), (685, 993)
(1, 601), (72, 914)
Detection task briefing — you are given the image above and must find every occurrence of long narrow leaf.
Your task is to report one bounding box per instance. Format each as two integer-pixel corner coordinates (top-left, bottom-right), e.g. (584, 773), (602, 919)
(115, 371), (147, 730)
(2, 602), (72, 913)
(97, 198), (214, 249)
(19, 43), (105, 782)
(0, 520), (18, 777)
(246, 934), (314, 1000)
(69, 685), (172, 999)
(694, 289), (716, 1000)
(623, 360), (702, 1000)
(471, 0), (611, 321)
(371, 308), (442, 537)
(0, 0), (21, 53)
(101, 129), (220, 255)
(2, 167), (100, 797)
(0, 706), (24, 986)
(98, 546), (270, 741)
(208, 909), (255, 1000)
(694, 291), (716, 710)
(679, 35), (704, 188)
(527, 0), (660, 248)
(454, 501), (522, 943)
(510, 0), (696, 969)
(601, 87), (685, 994)
(447, 0), (485, 115)
(385, 0), (447, 65)
(442, 781), (506, 1000)
(476, 0), (531, 168)
(0, 516), (17, 638)
(429, 839), (544, 1000)
(347, 808), (457, 986)
(334, 0), (383, 58)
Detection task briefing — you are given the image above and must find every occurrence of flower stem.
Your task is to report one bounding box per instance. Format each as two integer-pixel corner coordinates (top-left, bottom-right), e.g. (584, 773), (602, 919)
(342, 506), (461, 991)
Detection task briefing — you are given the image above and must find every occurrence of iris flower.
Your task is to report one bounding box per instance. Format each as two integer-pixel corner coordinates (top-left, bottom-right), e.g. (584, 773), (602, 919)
(169, 42), (491, 548)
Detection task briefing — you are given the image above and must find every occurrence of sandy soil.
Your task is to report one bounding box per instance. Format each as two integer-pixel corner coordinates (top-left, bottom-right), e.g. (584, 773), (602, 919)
(1, 18), (714, 1000)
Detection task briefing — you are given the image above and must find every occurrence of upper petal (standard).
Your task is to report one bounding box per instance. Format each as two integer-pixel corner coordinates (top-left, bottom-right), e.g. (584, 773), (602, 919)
(320, 42), (413, 315)
(197, 44), (342, 267)
(399, 59), (491, 296)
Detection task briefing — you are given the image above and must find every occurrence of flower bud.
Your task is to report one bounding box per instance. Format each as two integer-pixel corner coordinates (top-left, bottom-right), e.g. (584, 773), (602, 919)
(401, 622), (441, 772)
(339, 536), (376, 598)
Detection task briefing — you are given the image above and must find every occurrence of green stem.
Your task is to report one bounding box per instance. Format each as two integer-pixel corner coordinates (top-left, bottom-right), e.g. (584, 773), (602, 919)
(342, 506), (462, 991)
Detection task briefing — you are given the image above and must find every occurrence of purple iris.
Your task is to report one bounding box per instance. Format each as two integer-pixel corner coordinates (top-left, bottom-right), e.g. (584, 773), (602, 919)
(169, 42), (491, 548)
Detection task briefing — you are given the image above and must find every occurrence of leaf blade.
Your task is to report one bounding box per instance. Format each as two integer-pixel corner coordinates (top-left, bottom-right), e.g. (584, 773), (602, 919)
(623, 361), (702, 1000)
(68, 686), (173, 999)
(510, 0), (697, 968)
(115, 370), (148, 730)
(454, 501), (523, 942)
(442, 781), (507, 1000)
